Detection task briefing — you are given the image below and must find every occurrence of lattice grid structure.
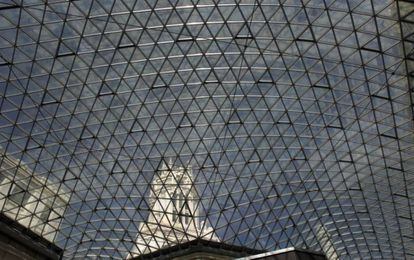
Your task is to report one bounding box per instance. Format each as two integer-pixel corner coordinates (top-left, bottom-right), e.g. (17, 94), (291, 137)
(0, 0), (413, 259)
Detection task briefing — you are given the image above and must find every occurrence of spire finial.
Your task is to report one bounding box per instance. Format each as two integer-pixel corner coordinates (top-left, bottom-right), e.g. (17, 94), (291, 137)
(169, 157), (173, 169)
(161, 159), (166, 170)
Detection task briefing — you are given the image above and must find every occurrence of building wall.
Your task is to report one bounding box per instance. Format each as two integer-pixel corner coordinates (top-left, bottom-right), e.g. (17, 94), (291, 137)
(0, 155), (69, 242)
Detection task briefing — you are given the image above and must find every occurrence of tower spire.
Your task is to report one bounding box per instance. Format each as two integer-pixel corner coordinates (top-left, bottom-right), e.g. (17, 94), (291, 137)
(168, 157), (173, 170)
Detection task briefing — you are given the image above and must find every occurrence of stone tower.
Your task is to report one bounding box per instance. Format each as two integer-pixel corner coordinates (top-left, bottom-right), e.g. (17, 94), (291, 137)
(128, 160), (218, 258)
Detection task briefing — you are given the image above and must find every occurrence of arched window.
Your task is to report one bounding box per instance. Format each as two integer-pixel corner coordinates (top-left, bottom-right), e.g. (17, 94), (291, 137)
(9, 184), (30, 206)
(171, 194), (178, 222)
(182, 198), (190, 225)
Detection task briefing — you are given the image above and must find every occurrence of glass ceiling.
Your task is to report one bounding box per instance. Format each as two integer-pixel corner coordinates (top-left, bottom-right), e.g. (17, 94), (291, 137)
(0, 0), (413, 258)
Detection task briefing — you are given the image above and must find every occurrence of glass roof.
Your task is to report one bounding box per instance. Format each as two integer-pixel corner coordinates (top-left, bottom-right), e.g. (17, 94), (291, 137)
(0, 0), (413, 258)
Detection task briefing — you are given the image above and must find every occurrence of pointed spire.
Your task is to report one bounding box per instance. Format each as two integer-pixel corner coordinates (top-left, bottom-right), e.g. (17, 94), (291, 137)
(168, 157), (173, 171)
(161, 159), (167, 171)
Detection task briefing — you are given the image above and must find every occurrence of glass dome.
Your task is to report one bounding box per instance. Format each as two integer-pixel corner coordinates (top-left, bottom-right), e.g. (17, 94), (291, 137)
(0, 0), (413, 258)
